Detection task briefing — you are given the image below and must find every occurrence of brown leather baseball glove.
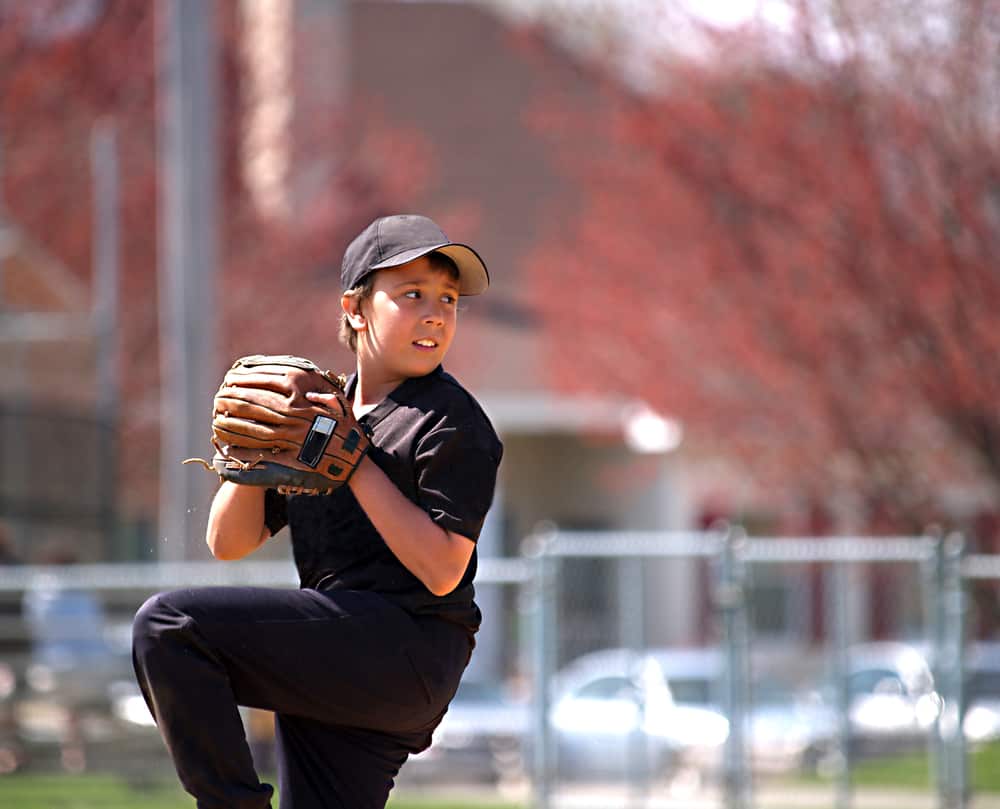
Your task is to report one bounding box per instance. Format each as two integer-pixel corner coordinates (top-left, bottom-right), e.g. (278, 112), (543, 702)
(185, 354), (369, 495)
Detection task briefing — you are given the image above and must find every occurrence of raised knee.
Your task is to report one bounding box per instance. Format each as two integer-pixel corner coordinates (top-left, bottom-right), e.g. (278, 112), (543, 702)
(132, 591), (191, 651)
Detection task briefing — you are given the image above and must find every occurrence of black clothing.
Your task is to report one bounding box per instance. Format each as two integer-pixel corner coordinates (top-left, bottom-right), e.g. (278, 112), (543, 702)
(132, 586), (471, 809)
(263, 365), (502, 634)
(132, 366), (502, 809)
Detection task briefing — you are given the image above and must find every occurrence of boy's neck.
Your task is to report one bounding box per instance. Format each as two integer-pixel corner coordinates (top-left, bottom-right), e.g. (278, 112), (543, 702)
(352, 366), (405, 415)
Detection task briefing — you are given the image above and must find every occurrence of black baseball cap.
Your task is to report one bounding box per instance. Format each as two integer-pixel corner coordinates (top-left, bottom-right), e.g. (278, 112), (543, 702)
(341, 214), (490, 295)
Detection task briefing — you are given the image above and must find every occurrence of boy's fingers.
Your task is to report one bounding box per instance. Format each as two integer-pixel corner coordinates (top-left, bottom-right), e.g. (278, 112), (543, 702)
(305, 390), (352, 416)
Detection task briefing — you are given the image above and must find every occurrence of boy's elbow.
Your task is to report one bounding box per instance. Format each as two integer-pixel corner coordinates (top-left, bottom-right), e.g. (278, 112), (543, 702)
(426, 577), (460, 598)
(206, 531), (232, 560)
(206, 528), (253, 561)
(209, 541), (239, 561)
(425, 565), (465, 597)
(423, 531), (474, 596)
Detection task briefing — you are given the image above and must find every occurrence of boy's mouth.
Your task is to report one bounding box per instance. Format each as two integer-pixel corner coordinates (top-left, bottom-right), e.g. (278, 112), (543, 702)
(413, 339), (438, 349)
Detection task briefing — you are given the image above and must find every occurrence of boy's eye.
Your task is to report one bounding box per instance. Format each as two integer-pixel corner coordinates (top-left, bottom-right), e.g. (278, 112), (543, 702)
(402, 290), (457, 304)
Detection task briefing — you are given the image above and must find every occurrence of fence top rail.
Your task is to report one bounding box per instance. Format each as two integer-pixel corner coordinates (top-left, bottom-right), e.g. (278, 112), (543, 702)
(537, 530), (937, 563)
(745, 536), (936, 563)
(962, 554), (1000, 580)
(2, 536), (987, 591)
(540, 531), (723, 558)
(477, 556), (533, 583)
(0, 557), (531, 593)
(0, 560), (300, 593)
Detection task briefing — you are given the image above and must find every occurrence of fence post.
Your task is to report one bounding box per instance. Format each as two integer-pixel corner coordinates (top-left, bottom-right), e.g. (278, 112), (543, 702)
(924, 526), (947, 798)
(526, 525), (558, 809)
(940, 532), (968, 809)
(716, 524), (751, 809)
(829, 560), (853, 809)
(619, 555), (649, 806)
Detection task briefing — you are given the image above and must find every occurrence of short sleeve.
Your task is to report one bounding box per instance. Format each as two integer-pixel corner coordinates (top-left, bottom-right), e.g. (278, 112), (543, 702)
(263, 488), (289, 537)
(414, 423), (502, 541)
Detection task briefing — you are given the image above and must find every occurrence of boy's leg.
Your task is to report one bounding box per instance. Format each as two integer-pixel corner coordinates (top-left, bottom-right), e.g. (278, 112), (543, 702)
(132, 588), (276, 809)
(131, 586), (466, 809)
(274, 714), (409, 809)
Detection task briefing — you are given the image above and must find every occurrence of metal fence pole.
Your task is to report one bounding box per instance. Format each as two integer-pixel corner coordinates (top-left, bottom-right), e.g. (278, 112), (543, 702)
(619, 555), (649, 807)
(830, 560), (853, 809)
(717, 524), (751, 809)
(930, 531), (951, 808)
(90, 120), (121, 560)
(528, 526), (558, 809)
(924, 527), (947, 799)
(940, 532), (968, 809)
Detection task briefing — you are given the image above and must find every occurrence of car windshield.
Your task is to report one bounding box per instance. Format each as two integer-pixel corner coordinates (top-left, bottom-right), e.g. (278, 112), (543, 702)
(848, 669), (907, 698)
(574, 676), (639, 701)
(669, 677), (713, 706)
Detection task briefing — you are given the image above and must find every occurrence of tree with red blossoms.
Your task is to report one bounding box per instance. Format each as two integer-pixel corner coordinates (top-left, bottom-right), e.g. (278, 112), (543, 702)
(528, 0), (1000, 532)
(0, 1), (430, 519)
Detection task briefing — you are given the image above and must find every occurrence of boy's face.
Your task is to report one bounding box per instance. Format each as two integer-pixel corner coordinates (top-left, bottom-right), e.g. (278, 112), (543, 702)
(347, 256), (460, 380)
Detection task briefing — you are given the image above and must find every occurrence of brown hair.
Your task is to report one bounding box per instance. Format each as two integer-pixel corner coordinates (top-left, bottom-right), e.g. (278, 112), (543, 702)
(338, 252), (460, 353)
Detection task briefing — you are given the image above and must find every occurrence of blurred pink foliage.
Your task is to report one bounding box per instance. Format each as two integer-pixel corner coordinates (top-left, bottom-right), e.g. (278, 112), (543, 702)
(0, 0), (432, 514)
(526, 0), (1000, 528)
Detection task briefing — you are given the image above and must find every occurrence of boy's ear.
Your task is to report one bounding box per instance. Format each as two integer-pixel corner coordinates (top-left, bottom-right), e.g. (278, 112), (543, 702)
(341, 294), (366, 330)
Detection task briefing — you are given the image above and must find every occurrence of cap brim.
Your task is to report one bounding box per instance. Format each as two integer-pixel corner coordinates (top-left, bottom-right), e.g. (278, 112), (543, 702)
(369, 242), (490, 296)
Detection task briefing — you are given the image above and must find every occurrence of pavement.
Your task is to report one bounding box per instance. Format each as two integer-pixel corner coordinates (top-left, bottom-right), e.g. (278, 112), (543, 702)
(547, 785), (1000, 809)
(397, 779), (1000, 809)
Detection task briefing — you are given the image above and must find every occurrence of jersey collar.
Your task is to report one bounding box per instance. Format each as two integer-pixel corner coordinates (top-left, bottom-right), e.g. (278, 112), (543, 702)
(344, 365), (445, 429)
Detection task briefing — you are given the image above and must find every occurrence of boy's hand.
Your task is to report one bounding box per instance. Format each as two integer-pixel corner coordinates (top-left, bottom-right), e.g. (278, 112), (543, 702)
(186, 355), (369, 495)
(304, 391), (341, 407)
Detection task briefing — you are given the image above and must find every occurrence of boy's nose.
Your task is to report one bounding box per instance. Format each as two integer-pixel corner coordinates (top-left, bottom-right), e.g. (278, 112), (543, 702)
(423, 305), (446, 325)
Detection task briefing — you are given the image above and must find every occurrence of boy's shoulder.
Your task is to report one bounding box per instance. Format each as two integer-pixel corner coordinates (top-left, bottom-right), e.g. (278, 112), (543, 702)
(407, 368), (500, 445)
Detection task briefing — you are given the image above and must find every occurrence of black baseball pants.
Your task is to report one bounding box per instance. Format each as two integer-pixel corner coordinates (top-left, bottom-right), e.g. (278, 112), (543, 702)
(131, 586), (472, 809)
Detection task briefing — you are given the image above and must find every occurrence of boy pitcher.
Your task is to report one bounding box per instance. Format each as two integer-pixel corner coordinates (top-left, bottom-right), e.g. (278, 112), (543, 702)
(133, 215), (503, 809)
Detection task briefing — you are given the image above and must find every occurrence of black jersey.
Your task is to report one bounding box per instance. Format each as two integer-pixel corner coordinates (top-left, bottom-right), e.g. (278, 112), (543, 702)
(263, 365), (502, 634)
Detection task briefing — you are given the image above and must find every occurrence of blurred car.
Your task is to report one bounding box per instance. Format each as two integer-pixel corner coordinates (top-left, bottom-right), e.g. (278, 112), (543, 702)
(649, 647), (837, 777)
(545, 648), (728, 783)
(962, 641), (1000, 745)
(814, 641), (940, 761)
(843, 641), (940, 758)
(837, 640), (1000, 750)
(744, 679), (838, 776)
(645, 647), (729, 776)
(401, 677), (529, 786)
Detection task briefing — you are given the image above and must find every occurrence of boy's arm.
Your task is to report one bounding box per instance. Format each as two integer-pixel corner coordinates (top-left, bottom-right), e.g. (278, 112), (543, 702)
(206, 482), (272, 560)
(348, 457), (475, 597)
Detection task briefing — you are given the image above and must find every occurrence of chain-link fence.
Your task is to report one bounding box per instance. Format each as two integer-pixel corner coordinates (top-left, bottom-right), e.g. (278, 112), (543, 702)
(0, 557), (531, 782)
(0, 532), (998, 809)
(526, 525), (999, 809)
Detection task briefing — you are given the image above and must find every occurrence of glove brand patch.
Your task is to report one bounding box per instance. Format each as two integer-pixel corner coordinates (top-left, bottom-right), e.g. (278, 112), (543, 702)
(298, 415), (338, 468)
